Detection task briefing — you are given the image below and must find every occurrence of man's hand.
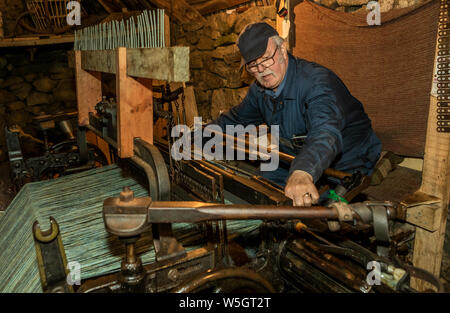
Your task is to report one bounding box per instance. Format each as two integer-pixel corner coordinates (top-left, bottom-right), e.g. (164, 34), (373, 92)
(284, 170), (320, 207)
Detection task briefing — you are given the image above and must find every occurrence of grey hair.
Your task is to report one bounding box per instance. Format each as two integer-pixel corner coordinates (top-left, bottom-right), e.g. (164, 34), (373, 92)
(270, 35), (285, 47)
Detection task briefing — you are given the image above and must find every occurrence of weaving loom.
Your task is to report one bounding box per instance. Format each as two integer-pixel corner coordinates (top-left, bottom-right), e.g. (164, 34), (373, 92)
(0, 165), (261, 293)
(1, 2), (445, 294)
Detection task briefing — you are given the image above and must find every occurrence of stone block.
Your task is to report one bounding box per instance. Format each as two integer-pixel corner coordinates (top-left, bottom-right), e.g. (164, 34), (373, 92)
(214, 33), (238, 48)
(190, 51), (204, 69)
(7, 101), (25, 111)
(27, 91), (53, 107)
(379, 0), (395, 12)
(209, 12), (232, 34)
(1, 76), (23, 89)
(0, 89), (17, 104)
(235, 7), (264, 34)
(24, 73), (38, 82)
(53, 79), (76, 102)
(12, 83), (32, 101)
(197, 36), (215, 51)
(33, 77), (58, 93)
(182, 19), (205, 32)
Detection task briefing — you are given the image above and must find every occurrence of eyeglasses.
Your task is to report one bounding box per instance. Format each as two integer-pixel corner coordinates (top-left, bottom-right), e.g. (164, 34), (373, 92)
(245, 46), (279, 73)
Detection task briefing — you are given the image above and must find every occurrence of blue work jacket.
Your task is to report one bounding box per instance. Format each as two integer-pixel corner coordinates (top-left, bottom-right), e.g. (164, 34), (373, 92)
(210, 53), (382, 185)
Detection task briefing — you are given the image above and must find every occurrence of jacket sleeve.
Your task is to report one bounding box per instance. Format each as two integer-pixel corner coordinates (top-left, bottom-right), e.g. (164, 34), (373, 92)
(209, 86), (264, 129)
(288, 69), (346, 183)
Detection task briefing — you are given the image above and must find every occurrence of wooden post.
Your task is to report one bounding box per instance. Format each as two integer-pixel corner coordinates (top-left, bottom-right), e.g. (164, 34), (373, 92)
(410, 24), (450, 290)
(164, 13), (170, 47)
(276, 0), (290, 49)
(74, 50), (102, 126)
(116, 47), (153, 158)
(411, 94), (450, 291)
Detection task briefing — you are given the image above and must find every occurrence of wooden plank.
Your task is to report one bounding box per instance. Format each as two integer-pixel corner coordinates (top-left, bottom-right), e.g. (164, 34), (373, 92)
(402, 190), (441, 207)
(80, 47), (190, 82)
(74, 50), (102, 127)
(146, 0), (206, 23)
(410, 94), (450, 291)
(127, 48), (189, 81)
(403, 190), (441, 231)
(175, 85), (198, 128)
(184, 85), (199, 128)
(97, 0), (116, 13)
(194, 0), (250, 15)
(82, 49), (117, 74)
(164, 12), (170, 47)
(116, 47), (154, 158)
(0, 35), (74, 47)
(86, 130), (112, 165)
(276, 0), (290, 48)
(406, 204), (441, 232)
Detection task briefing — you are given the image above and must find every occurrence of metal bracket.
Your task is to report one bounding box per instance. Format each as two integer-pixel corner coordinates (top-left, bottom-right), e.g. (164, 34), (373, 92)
(33, 217), (73, 293)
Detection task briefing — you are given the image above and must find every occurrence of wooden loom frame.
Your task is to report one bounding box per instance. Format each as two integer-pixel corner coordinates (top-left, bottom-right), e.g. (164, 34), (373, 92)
(74, 43), (189, 158)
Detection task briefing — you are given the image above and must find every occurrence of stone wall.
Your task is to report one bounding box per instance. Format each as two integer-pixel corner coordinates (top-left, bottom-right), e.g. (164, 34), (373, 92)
(0, 46), (76, 162)
(314, 0), (424, 12)
(174, 0), (425, 122)
(173, 5), (277, 122)
(314, 0), (425, 13)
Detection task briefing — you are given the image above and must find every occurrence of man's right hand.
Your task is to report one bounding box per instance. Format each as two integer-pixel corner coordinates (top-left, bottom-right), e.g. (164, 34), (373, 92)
(284, 170), (320, 207)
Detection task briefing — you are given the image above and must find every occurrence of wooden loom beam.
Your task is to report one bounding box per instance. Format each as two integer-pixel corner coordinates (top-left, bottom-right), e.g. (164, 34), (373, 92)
(75, 45), (189, 158)
(80, 47), (189, 82)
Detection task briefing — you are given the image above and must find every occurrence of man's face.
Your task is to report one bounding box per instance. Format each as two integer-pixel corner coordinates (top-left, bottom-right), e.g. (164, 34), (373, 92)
(246, 38), (288, 90)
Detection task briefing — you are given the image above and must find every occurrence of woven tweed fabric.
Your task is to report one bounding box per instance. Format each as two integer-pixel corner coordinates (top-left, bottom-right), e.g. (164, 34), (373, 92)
(0, 165), (261, 293)
(292, 0), (440, 157)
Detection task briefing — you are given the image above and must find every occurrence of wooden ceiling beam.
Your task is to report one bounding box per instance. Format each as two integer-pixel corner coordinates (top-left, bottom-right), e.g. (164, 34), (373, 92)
(97, 0), (123, 13)
(194, 0), (252, 15)
(146, 0), (205, 23)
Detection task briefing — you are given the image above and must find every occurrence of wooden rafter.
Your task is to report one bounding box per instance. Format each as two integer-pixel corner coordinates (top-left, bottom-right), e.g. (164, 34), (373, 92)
(146, 0), (206, 23)
(97, 0), (120, 13)
(192, 0), (253, 15)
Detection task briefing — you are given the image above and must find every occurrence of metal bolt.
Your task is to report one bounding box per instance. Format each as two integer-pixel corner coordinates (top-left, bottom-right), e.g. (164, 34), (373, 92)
(168, 268), (179, 281)
(120, 186), (134, 202)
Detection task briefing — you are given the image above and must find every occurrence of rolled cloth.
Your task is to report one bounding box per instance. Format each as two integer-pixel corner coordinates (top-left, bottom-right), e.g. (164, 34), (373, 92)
(291, 0), (439, 157)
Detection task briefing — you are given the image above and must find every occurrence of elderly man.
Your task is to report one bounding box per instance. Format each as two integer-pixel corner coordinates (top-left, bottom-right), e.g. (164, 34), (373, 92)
(208, 22), (381, 207)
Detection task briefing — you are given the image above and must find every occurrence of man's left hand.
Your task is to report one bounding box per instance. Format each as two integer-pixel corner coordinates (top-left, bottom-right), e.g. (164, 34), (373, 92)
(284, 170), (320, 207)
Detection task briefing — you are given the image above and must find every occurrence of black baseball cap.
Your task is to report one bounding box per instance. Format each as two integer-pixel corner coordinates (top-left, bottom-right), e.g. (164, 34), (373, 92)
(237, 22), (279, 66)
